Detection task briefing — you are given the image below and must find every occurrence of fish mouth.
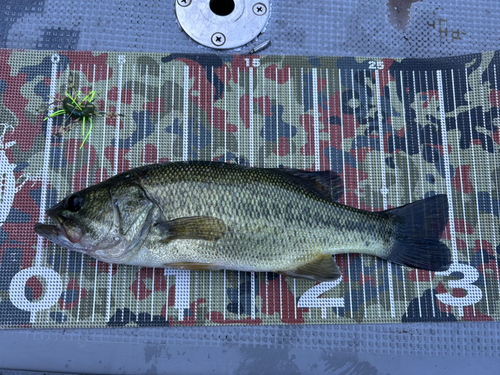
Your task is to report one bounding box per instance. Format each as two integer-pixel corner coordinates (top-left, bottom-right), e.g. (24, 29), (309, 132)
(35, 211), (84, 247)
(34, 222), (65, 238)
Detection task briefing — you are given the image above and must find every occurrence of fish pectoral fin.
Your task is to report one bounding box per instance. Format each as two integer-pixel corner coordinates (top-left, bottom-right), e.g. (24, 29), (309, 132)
(282, 254), (341, 282)
(155, 216), (227, 242)
(164, 262), (224, 271)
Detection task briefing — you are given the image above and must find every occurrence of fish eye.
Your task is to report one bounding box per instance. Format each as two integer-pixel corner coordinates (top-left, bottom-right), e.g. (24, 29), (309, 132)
(65, 194), (83, 212)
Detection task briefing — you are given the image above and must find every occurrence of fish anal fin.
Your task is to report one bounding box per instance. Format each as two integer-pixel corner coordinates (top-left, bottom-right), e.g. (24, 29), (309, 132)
(164, 262), (223, 271)
(155, 216), (227, 242)
(282, 254), (341, 282)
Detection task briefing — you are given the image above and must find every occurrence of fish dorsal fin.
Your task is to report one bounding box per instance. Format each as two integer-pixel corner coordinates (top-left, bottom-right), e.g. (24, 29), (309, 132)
(155, 216), (227, 242)
(277, 169), (343, 201)
(283, 254), (341, 282)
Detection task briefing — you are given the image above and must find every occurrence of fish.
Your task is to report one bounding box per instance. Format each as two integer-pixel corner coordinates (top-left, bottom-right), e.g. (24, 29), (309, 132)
(34, 161), (452, 282)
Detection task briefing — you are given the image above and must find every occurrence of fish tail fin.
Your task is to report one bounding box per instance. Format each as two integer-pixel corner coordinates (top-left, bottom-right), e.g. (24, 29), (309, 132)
(382, 194), (452, 271)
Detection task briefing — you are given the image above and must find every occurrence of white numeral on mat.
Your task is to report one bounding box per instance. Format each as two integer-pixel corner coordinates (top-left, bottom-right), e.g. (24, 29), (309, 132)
(244, 58), (261, 67)
(297, 278), (344, 318)
(436, 263), (483, 307)
(368, 61), (384, 70)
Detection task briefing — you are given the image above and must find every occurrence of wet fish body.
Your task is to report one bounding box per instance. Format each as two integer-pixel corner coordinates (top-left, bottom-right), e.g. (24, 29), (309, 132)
(35, 161), (451, 281)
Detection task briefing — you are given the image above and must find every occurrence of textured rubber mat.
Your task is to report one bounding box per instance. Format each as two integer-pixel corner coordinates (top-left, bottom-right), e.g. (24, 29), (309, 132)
(0, 49), (499, 328)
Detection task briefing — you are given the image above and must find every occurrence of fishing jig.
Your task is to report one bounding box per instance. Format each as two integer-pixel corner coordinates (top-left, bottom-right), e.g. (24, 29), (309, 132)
(42, 74), (119, 149)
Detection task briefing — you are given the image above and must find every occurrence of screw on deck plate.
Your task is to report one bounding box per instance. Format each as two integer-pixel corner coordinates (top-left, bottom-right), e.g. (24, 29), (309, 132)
(177, 0), (191, 7)
(211, 32), (226, 46)
(252, 3), (267, 16)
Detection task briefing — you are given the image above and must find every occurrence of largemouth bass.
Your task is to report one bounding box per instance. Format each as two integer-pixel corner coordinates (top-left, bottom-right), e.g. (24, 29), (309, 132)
(35, 161), (451, 281)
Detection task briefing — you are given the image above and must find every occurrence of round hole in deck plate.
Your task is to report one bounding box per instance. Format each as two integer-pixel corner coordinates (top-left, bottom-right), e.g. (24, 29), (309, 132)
(210, 0), (235, 16)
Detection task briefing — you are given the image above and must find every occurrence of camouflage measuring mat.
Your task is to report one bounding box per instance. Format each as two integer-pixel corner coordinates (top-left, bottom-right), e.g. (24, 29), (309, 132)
(0, 49), (499, 328)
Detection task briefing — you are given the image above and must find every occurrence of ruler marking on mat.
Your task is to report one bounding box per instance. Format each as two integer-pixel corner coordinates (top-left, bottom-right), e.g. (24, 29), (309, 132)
(183, 65), (189, 161)
(489, 65), (500, 297)
(410, 70), (423, 319)
(105, 56), (126, 322)
(421, 71), (436, 318)
(374, 68), (396, 318)
(479, 66), (498, 313)
(468, 68), (490, 316)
